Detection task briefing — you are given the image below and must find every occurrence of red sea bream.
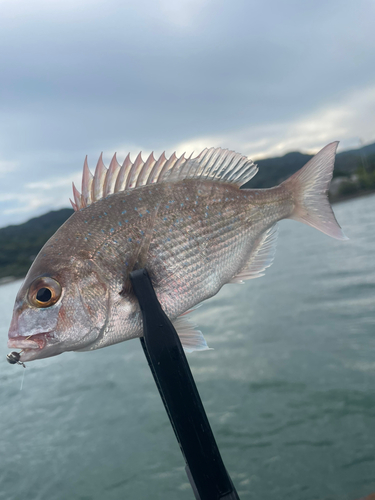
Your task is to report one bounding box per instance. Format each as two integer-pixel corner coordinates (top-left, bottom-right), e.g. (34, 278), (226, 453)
(7, 143), (347, 362)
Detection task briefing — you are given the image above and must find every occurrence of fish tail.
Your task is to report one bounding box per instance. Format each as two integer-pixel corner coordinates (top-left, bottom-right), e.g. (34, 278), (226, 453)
(282, 141), (348, 240)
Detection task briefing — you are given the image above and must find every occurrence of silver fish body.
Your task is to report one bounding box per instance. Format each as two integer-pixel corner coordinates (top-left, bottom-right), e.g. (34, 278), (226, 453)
(8, 143), (346, 362)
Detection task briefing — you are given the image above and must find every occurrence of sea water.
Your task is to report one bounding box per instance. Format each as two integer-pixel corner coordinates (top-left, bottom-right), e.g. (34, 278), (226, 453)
(0, 194), (374, 500)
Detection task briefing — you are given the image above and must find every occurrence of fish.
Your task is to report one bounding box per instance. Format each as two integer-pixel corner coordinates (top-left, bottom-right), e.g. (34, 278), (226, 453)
(7, 142), (347, 363)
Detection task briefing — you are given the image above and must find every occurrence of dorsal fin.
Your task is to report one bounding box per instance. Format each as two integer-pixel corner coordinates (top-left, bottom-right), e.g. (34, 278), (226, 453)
(71, 148), (258, 211)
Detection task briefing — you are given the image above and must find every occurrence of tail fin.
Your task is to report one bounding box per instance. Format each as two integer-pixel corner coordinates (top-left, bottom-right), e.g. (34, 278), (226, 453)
(282, 142), (348, 240)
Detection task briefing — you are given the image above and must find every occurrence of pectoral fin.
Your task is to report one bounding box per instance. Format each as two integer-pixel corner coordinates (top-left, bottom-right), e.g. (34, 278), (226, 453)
(230, 224), (278, 284)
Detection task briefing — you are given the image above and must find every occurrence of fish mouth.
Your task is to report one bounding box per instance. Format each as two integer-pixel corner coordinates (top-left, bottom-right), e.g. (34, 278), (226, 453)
(8, 332), (49, 352)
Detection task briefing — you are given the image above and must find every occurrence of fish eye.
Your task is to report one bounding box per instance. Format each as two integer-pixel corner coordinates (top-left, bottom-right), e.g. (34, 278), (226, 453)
(36, 287), (52, 302)
(28, 277), (62, 308)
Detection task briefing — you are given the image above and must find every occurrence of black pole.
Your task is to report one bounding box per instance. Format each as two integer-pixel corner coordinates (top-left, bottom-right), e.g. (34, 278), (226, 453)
(130, 268), (239, 500)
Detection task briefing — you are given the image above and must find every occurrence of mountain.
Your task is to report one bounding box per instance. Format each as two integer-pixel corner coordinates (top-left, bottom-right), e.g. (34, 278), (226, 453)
(0, 142), (374, 280)
(0, 209), (74, 280)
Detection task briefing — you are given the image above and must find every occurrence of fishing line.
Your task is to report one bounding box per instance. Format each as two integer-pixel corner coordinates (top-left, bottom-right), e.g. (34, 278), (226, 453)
(20, 367), (25, 391)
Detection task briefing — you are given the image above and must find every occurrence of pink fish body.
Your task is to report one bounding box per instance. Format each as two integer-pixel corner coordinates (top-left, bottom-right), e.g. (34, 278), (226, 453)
(8, 143), (347, 362)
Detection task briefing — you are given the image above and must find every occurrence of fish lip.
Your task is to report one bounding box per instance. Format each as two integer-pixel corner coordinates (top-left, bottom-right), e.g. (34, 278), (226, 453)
(7, 332), (50, 351)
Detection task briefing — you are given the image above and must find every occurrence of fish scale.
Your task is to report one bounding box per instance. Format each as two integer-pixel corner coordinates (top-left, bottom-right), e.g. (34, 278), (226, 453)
(7, 143), (347, 362)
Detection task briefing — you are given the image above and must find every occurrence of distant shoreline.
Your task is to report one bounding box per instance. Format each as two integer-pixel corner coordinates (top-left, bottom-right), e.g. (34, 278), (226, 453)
(0, 276), (20, 286)
(332, 188), (375, 205)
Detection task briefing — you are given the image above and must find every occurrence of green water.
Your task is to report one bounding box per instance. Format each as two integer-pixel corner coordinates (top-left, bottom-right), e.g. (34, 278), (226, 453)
(0, 195), (374, 500)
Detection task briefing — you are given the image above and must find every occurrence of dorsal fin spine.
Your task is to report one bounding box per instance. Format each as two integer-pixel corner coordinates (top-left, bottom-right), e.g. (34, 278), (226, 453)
(115, 154), (132, 193)
(72, 182), (82, 210)
(157, 152), (177, 181)
(104, 153), (121, 197)
(167, 153), (186, 181)
(193, 148), (210, 178)
(181, 153), (199, 179)
(82, 156), (93, 206)
(136, 152), (156, 187)
(92, 153), (107, 202)
(70, 198), (78, 211)
(179, 151), (195, 179)
(148, 152), (167, 184)
(126, 152), (144, 189)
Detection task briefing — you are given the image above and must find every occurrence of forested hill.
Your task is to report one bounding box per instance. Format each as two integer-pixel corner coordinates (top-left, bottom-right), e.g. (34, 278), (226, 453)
(0, 209), (74, 280)
(0, 142), (374, 280)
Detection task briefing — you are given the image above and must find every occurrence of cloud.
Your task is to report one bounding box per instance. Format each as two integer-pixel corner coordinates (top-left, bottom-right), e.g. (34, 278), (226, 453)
(0, 171), (82, 219)
(172, 84), (375, 159)
(157, 0), (212, 28)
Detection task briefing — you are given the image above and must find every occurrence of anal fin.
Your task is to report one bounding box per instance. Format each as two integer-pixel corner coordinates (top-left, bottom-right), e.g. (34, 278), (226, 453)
(172, 316), (211, 353)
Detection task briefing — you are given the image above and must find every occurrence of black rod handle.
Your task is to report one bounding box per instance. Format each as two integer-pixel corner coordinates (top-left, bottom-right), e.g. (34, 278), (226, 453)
(130, 269), (240, 500)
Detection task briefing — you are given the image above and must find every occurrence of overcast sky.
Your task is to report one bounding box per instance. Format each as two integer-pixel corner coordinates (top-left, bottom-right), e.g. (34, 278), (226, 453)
(0, 0), (374, 227)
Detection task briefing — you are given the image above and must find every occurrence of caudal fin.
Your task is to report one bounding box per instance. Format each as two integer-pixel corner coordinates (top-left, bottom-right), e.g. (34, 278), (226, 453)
(282, 142), (348, 240)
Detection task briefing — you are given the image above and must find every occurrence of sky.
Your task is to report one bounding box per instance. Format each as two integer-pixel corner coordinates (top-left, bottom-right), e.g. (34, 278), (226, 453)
(0, 0), (374, 227)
